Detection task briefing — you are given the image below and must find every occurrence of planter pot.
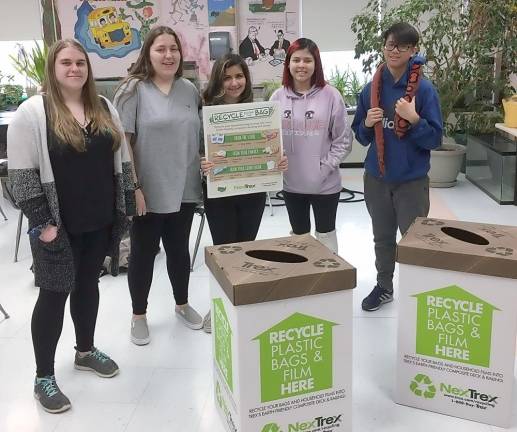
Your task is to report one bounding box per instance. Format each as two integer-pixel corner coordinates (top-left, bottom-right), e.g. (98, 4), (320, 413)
(429, 139), (466, 188)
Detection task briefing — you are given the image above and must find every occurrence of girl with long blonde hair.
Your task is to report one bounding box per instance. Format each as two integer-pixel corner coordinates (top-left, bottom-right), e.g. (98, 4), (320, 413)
(7, 39), (135, 413)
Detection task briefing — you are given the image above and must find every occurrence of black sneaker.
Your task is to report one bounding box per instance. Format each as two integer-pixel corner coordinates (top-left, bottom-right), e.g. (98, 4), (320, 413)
(34, 375), (71, 414)
(74, 348), (119, 378)
(362, 285), (394, 311)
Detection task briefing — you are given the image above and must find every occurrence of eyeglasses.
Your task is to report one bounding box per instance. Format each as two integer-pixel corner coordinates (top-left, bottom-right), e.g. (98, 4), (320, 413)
(384, 42), (413, 52)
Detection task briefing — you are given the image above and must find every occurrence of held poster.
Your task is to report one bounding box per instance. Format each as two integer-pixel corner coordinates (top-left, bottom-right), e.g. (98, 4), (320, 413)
(202, 101), (283, 198)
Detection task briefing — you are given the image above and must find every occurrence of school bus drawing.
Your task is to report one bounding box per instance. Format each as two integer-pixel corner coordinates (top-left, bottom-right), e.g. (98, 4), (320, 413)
(88, 7), (132, 49)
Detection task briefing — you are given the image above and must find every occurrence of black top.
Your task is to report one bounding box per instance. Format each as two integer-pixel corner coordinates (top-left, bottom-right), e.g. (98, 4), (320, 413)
(44, 99), (115, 234)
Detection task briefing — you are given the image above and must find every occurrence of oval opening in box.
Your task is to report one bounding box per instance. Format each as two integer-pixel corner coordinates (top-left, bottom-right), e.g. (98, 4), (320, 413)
(245, 250), (308, 263)
(440, 227), (489, 245)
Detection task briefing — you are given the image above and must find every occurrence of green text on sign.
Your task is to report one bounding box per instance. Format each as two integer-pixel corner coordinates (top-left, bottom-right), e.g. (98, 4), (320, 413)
(413, 285), (499, 367)
(213, 298), (233, 391)
(254, 312), (338, 402)
(224, 133), (264, 143)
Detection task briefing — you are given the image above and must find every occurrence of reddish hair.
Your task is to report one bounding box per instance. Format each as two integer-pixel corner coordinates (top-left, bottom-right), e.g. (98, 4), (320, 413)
(282, 38), (326, 89)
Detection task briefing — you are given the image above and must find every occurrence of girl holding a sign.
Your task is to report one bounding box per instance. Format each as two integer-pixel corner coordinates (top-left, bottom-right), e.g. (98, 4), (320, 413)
(200, 53), (288, 332)
(270, 38), (353, 254)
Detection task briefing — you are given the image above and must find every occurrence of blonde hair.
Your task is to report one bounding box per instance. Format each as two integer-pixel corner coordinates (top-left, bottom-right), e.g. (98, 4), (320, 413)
(42, 39), (121, 152)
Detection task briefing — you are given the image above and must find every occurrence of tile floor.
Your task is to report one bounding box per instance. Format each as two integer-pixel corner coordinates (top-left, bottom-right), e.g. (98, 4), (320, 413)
(0, 170), (515, 432)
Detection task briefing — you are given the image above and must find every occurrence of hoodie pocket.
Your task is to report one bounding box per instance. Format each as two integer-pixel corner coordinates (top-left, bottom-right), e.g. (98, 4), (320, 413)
(284, 154), (323, 194)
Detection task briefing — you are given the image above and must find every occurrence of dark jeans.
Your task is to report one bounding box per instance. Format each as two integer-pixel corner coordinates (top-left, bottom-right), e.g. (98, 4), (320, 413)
(283, 191), (340, 235)
(128, 203), (196, 314)
(32, 226), (111, 377)
(364, 173), (430, 292)
(203, 182), (266, 245)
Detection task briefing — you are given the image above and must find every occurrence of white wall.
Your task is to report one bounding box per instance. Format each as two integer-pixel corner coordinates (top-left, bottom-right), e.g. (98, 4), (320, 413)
(0, 0), (42, 41)
(301, 0), (369, 52)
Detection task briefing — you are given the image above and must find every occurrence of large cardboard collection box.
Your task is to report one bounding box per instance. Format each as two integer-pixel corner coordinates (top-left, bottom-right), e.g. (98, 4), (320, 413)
(395, 217), (517, 428)
(205, 235), (356, 432)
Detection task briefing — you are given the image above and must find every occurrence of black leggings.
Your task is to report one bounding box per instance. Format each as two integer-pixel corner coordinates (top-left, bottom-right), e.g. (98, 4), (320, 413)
(32, 226), (111, 377)
(203, 182), (266, 245)
(283, 191), (340, 235)
(128, 203), (196, 314)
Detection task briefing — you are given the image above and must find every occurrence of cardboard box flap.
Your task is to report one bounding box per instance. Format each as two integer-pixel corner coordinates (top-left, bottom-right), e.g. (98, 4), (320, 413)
(397, 217), (517, 279)
(205, 235), (356, 306)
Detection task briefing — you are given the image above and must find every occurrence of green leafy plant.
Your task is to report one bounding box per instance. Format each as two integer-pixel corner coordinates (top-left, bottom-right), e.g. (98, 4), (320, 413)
(261, 80), (282, 101)
(0, 71), (24, 111)
(9, 41), (48, 86)
(328, 66), (368, 107)
(351, 0), (516, 135)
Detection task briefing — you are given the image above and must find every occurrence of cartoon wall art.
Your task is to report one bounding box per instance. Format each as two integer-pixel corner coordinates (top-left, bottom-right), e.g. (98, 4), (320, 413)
(237, 0), (300, 84)
(73, 1), (142, 59)
(208, 0), (235, 26)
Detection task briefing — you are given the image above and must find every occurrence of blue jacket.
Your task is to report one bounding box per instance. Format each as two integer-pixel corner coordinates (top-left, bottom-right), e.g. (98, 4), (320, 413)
(351, 57), (443, 183)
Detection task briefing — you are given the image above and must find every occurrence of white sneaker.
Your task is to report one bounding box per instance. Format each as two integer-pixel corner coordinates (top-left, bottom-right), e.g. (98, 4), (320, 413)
(131, 316), (150, 345)
(202, 312), (211, 334)
(175, 304), (203, 330)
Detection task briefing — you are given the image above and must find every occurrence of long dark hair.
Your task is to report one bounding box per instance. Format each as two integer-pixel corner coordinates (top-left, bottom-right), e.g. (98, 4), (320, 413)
(282, 38), (326, 90)
(203, 54), (253, 105)
(116, 26), (183, 104)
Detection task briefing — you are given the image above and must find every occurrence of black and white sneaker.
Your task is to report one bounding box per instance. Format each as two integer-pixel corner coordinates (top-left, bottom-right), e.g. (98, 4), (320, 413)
(362, 285), (393, 311)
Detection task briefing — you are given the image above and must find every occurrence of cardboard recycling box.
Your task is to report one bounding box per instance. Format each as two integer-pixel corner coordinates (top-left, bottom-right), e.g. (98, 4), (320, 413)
(205, 235), (356, 432)
(395, 217), (517, 428)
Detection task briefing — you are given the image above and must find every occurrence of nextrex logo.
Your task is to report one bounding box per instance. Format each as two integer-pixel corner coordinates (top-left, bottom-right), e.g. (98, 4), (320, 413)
(288, 415), (342, 431)
(410, 374), (436, 399)
(440, 384), (498, 403)
(261, 423), (282, 432)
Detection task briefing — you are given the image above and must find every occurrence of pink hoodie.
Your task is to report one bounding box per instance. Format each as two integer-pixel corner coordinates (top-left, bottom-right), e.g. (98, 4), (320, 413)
(271, 84), (352, 194)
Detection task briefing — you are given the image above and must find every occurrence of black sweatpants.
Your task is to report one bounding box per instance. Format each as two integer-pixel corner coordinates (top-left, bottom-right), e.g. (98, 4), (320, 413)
(31, 226), (111, 377)
(283, 191), (340, 235)
(203, 182), (266, 245)
(128, 203), (196, 315)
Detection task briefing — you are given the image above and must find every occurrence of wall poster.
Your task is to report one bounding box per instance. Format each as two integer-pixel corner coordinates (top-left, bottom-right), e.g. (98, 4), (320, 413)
(237, 0), (301, 84)
(51, 0), (211, 80)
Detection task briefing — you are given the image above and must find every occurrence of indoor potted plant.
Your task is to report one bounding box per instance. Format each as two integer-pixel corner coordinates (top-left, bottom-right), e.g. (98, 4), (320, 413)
(9, 40), (48, 96)
(351, 0), (515, 187)
(0, 72), (24, 112)
(328, 66), (368, 108)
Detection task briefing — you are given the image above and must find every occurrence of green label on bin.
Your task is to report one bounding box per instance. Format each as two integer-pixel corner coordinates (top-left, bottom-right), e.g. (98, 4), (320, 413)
(254, 312), (337, 402)
(213, 298), (233, 391)
(414, 285), (499, 367)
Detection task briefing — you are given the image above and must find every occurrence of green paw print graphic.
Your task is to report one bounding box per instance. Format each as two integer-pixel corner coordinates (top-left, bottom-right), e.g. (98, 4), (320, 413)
(261, 423), (282, 432)
(410, 374), (436, 399)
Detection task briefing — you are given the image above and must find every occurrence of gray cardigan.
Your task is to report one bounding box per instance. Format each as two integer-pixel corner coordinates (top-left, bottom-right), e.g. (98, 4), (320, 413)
(7, 95), (136, 292)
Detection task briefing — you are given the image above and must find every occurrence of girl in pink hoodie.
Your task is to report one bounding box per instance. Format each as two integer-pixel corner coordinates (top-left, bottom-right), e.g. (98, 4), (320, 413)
(270, 38), (352, 253)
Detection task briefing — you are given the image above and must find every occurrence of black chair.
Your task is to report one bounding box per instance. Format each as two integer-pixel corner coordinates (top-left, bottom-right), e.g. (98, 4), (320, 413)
(0, 159), (7, 221)
(1, 176), (24, 262)
(190, 204), (206, 272)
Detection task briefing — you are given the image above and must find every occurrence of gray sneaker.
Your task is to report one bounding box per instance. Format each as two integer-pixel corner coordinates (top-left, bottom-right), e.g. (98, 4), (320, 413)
(74, 348), (119, 378)
(202, 312), (211, 334)
(131, 316), (150, 345)
(175, 304), (203, 330)
(34, 375), (71, 414)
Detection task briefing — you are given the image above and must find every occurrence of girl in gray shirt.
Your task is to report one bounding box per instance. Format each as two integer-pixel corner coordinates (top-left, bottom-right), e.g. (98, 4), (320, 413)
(114, 26), (203, 345)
